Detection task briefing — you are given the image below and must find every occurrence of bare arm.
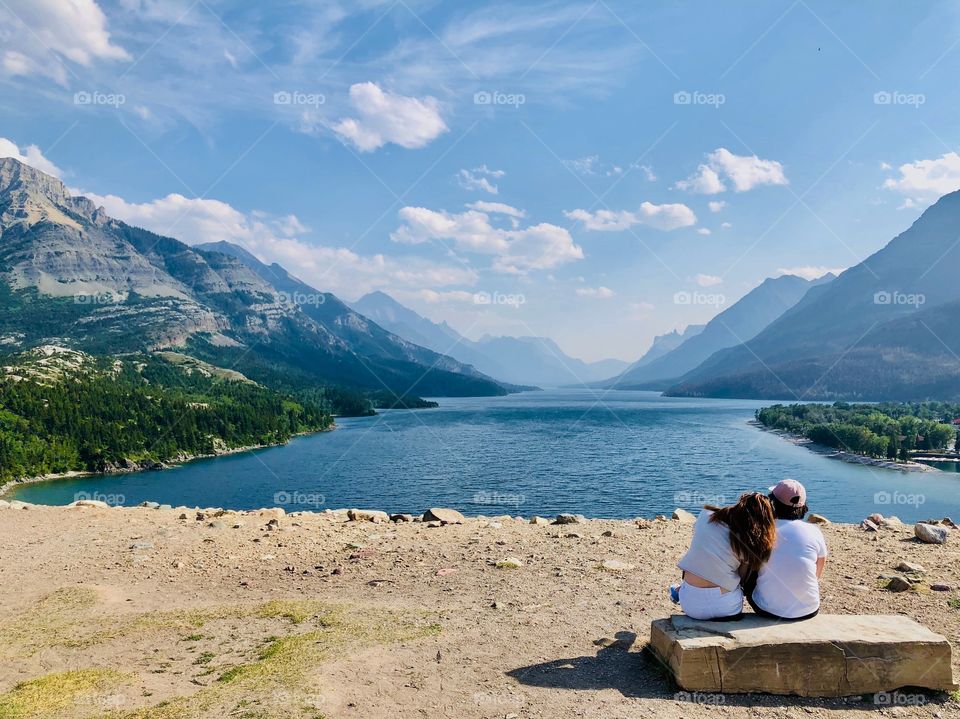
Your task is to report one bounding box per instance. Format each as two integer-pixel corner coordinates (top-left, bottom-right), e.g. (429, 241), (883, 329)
(816, 556), (826, 579)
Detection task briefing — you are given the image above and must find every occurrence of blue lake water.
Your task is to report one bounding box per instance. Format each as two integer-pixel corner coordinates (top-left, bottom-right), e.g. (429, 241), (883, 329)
(8, 390), (960, 523)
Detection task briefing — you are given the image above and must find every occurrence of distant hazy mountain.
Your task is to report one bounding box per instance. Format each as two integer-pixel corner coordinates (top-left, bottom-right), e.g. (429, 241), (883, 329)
(670, 190), (960, 399)
(0, 157), (509, 400)
(352, 291), (630, 386)
(604, 273), (831, 389)
(630, 324), (705, 370)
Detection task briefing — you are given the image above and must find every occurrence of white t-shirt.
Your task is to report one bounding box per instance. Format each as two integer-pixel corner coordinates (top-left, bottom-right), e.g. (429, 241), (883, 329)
(752, 519), (828, 619)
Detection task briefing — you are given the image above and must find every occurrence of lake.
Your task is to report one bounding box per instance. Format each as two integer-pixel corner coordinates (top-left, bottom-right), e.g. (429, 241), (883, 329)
(8, 390), (960, 523)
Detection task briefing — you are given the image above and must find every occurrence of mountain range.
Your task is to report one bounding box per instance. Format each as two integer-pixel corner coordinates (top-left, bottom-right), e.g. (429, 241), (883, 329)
(351, 291), (630, 386)
(600, 273), (834, 389)
(0, 158), (510, 407)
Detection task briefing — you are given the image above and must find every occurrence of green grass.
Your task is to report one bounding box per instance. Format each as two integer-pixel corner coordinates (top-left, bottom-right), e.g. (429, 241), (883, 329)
(0, 669), (131, 718)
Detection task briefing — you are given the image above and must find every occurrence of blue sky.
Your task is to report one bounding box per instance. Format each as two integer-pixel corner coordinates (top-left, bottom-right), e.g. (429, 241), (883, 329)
(2, 1), (960, 362)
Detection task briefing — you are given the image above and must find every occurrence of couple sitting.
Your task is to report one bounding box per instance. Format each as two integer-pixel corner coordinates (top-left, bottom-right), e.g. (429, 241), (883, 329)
(672, 479), (827, 621)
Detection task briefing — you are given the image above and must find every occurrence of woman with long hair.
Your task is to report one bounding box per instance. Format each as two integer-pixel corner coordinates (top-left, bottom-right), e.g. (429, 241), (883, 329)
(672, 492), (777, 621)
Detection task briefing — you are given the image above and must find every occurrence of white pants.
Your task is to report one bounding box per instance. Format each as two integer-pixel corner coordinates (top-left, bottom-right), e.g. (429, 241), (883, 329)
(678, 582), (744, 620)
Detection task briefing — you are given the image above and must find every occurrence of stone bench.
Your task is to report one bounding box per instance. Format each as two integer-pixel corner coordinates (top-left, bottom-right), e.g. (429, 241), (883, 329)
(650, 614), (957, 697)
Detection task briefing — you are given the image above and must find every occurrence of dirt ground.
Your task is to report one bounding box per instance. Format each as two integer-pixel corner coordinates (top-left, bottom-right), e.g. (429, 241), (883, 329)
(0, 503), (958, 718)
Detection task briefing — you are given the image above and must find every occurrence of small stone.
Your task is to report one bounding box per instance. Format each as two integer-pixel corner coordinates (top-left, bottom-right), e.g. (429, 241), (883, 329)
(601, 559), (634, 572)
(435, 568), (457, 576)
(171, 560), (184, 569)
(207, 520), (227, 530)
(390, 513), (414, 522)
(894, 561), (925, 574)
(425, 520), (442, 528)
(930, 584), (951, 592)
(496, 557), (523, 569)
(601, 530), (616, 537)
(178, 513), (188, 520)
(672, 508), (696, 523)
(885, 576), (911, 592)
(130, 541), (154, 550)
(564, 532), (582, 539)
(139, 501), (160, 509)
(594, 637), (617, 647)
(232, 523), (244, 529)
(555, 513), (582, 525)
(422, 508), (465, 524)
(915, 522), (949, 544)
(529, 516), (551, 525)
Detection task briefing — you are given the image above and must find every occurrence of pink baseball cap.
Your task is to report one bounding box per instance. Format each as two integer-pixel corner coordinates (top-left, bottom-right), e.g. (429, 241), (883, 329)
(769, 478), (807, 507)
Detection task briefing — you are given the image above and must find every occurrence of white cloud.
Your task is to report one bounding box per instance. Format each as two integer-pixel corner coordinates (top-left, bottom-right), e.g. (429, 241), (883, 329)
(466, 201), (525, 218)
(882, 152), (960, 203)
(457, 165), (504, 194)
(75, 189), (475, 296)
(708, 200), (726, 212)
(564, 155), (629, 177)
(0, 0), (129, 84)
(720, 221), (732, 229)
(391, 205), (583, 274)
(676, 148), (787, 194)
(564, 202), (697, 232)
(411, 289), (478, 304)
(575, 286), (614, 299)
(776, 265), (844, 281)
(0, 137), (63, 177)
(696, 227), (711, 236)
(331, 82), (447, 151)
(695, 273), (722, 287)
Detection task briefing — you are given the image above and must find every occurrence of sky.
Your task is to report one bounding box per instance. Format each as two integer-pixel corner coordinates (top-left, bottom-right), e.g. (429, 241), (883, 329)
(2, 1), (960, 362)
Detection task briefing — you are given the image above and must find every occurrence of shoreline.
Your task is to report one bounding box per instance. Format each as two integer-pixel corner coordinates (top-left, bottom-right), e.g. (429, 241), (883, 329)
(0, 424), (336, 499)
(749, 420), (939, 473)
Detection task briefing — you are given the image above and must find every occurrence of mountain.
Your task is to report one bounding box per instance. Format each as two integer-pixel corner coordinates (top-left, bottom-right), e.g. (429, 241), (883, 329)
(351, 291), (630, 386)
(628, 324), (705, 370)
(670, 190), (960, 399)
(603, 273), (832, 389)
(0, 158), (510, 403)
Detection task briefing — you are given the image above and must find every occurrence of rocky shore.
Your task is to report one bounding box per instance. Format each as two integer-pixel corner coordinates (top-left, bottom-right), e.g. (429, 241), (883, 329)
(0, 501), (956, 718)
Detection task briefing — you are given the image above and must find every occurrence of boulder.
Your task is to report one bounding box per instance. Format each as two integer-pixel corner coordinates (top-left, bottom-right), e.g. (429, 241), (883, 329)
(807, 513), (830, 525)
(915, 522), (950, 544)
(894, 561), (925, 574)
(885, 576), (911, 592)
(529, 516), (551, 525)
(422, 508), (465, 525)
(554, 513), (583, 525)
(390, 513), (414, 523)
(600, 559), (634, 572)
(672, 508), (696, 523)
(650, 614), (957, 696)
(347, 508), (389, 523)
(257, 508), (286, 520)
(71, 499), (110, 509)
(496, 557), (523, 569)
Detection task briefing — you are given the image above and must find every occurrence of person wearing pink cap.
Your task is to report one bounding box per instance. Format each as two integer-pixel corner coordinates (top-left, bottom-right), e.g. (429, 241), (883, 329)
(744, 478), (828, 621)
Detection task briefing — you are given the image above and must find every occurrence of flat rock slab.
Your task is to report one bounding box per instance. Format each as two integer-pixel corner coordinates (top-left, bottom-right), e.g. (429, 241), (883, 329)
(650, 614), (957, 697)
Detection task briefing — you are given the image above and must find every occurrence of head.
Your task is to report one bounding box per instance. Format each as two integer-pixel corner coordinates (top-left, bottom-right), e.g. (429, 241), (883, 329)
(768, 478), (809, 520)
(708, 492), (777, 575)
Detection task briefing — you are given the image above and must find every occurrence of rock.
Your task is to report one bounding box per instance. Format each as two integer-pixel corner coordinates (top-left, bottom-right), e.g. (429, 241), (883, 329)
(496, 557), (523, 569)
(867, 512), (884, 525)
(422, 508), (465, 524)
(564, 532), (583, 539)
(554, 513), (582, 525)
(931, 584), (951, 592)
(207, 520), (227, 530)
(347, 508), (389, 523)
(435, 568), (457, 576)
(601, 530), (616, 537)
(915, 522), (950, 544)
(158, 504), (172, 511)
(265, 518), (280, 530)
(139, 501), (160, 509)
(390, 513), (414, 522)
(884, 516), (905, 526)
(860, 519), (879, 532)
(232, 523), (244, 529)
(672, 508), (696, 523)
(178, 512), (188, 520)
(885, 576), (911, 592)
(649, 614), (957, 696)
(424, 520), (442, 528)
(529, 516), (551, 525)
(593, 637), (618, 647)
(72, 499), (110, 509)
(130, 541), (154, 550)
(257, 508), (286, 520)
(894, 561), (925, 574)
(600, 559), (634, 572)
(807, 513), (830, 525)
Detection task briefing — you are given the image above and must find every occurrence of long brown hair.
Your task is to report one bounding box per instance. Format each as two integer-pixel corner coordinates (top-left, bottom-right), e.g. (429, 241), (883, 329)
(707, 492), (776, 575)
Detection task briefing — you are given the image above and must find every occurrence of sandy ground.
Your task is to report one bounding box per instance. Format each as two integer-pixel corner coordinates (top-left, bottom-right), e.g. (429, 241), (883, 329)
(0, 503), (958, 719)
